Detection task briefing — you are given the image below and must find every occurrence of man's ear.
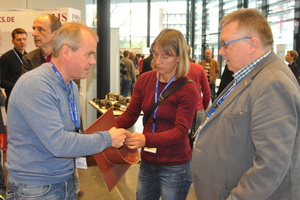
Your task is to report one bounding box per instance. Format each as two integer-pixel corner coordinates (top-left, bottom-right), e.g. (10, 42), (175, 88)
(61, 44), (71, 59)
(249, 37), (259, 53)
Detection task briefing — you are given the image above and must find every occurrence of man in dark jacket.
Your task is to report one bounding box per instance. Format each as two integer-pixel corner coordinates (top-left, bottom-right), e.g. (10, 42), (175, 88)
(285, 50), (300, 84)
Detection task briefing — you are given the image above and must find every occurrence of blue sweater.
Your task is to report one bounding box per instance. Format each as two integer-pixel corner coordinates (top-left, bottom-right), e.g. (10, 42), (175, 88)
(6, 63), (111, 185)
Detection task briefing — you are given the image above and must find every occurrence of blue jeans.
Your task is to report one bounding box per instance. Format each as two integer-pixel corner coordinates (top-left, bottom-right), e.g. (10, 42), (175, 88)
(121, 80), (132, 97)
(137, 160), (192, 200)
(6, 176), (75, 200)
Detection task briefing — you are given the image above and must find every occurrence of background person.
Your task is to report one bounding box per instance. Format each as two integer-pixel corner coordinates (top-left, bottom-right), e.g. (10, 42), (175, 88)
(285, 50), (300, 84)
(22, 14), (61, 73)
(0, 28), (28, 111)
(192, 8), (300, 200)
(138, 54), (145, 74)
(120, 50), (136, 97)
(116, 28), (198, 200)
(186, 45), (210, 131)
(216, 64), (234, 97)
(129, 51), (138, 68)
(141, 49), (153, 74)
(198, 49), (220, 102)
(5, 22), (129, 200)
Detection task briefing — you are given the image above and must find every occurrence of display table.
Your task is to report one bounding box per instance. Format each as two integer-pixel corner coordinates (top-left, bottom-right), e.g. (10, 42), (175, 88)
(88, 100), (123, 116)
(88, 100), (144, 133)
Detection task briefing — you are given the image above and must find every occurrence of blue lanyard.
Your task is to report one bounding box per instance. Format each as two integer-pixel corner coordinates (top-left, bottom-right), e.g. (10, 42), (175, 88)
(13, 48), (23, 64)
(206, 77), (244, 120)
(49, 62), (80, 132)
(151, 74), (176, 133)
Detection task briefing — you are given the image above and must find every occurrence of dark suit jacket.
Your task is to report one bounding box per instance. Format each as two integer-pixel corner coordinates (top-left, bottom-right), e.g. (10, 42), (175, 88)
(141, 54), (153, 74)
(288, 61), (300, 85)
(22, 48), (45, 74)
(192, 51), (300, 200)
(217, 65), (234, 96)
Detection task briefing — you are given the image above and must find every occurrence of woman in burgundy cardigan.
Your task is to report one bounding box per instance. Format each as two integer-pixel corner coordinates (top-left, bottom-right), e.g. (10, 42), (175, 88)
(116, 28), (198, 200)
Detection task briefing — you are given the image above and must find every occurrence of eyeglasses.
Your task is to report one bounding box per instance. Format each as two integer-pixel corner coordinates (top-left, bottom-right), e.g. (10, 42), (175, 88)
(221, 37), (252, 49)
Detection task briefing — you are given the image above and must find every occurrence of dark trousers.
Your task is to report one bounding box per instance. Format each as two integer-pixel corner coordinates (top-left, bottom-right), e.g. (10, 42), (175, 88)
(0, 152), (6, 196)
(210, 83), (216, 102)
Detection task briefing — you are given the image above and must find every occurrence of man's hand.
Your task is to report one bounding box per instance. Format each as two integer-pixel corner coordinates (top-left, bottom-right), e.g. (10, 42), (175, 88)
(108, 127), (131, 148)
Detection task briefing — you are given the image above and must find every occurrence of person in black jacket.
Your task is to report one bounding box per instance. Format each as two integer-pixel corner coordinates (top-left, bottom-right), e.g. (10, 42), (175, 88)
(141, 50), (153, 74)
(285, 50), (300, 85)
(0, 28), (28, 111)
(217, 64), (234, 96)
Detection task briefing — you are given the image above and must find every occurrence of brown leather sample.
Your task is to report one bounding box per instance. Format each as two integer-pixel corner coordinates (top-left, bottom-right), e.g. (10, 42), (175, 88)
(83, 108), (139, 191)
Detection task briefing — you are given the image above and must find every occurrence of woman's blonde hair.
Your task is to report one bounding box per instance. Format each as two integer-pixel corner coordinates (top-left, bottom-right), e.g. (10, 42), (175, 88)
(150, 28), (190, 78)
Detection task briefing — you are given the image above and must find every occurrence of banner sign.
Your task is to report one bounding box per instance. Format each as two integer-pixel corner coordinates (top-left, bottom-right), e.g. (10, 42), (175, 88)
(0, 7), (81, 55)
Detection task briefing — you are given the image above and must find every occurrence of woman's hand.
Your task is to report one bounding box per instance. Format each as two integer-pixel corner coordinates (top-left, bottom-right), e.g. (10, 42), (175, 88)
(125, 133), (145, 149)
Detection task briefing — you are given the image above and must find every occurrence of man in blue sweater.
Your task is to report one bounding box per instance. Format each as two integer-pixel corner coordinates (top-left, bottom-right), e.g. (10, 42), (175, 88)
(5, 22), (130, 200)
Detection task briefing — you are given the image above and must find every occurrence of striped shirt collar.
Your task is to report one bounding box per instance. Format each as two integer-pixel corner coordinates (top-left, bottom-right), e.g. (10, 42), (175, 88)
(233, 50), (271, 85)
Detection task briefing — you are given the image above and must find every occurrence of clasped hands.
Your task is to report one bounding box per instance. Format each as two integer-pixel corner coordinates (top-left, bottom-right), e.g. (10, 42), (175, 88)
(109, 127), (145, 149)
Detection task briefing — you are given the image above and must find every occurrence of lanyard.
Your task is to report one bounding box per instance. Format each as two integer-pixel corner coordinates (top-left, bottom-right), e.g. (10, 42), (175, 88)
(206, 77), (244, 121)
(151, 74), (176, 133)
(49, 62), (80, 132)
(192, 77), (245, 144)
(13, 48), (23, 64)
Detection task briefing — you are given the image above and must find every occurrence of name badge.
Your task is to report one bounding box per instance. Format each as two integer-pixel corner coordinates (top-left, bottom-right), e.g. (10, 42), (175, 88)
(75, 157), (87, 169)
(144, 147), (157, 154)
